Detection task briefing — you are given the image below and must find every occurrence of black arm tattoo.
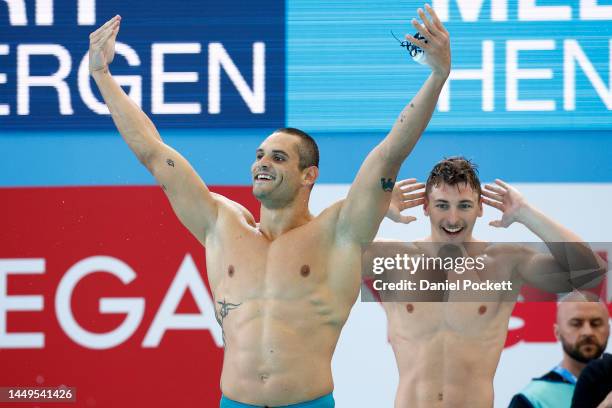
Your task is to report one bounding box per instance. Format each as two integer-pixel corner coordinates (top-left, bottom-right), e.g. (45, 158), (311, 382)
(381, 178), (395, 192)
(166, 159), (175, 167)
(214, 299), (242, 348)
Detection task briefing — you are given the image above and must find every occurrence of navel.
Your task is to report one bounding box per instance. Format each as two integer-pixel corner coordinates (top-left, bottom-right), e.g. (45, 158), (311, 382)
(228, 265), (235, 277)
(300, 265), (310, 277)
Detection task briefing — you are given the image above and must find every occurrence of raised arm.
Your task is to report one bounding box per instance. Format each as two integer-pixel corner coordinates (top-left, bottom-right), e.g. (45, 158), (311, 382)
(89, 16), (219, 243)
(336, 5), (450, 244)
(482, 180), (607, 291)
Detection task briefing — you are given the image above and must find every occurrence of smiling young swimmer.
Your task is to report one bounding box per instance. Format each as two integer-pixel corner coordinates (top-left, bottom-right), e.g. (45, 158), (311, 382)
(88, 5), (451, 407)
(377, 157), (607, 408)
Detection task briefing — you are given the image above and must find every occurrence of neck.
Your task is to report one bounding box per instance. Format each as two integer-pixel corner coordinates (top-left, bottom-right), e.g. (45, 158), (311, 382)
(560, 356), (587, 378)
(258, 194), (312, 240)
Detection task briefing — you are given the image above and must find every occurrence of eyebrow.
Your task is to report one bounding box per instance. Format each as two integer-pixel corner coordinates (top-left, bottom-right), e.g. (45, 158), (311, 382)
(433, 199), (474, 204)
(256, 149), (290, 157)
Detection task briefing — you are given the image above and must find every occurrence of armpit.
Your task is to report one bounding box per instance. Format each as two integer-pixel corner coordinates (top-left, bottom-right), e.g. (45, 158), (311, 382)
(214, 194), (257, 227)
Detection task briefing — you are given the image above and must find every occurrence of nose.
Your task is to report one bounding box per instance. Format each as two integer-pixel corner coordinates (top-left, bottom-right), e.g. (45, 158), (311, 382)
(257, 156), (271, 170)
(580, 323), (595, 336)
(447, 209), (460, 225)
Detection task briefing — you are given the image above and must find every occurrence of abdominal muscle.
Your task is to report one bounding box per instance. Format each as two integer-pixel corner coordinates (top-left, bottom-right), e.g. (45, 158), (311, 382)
(219, 297), (343, 406)
(386, 302), (513, 408)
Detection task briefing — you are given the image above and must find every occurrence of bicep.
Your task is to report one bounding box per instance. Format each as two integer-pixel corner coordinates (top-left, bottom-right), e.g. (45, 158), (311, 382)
(147, 142), (219, 242)
(519, 245), (606, 292)
(337, 145), (400, 243)
(518, 252), (575, 293)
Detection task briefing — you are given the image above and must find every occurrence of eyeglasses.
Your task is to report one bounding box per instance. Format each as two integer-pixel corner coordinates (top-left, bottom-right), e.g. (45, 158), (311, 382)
(391, 31), (427, 58)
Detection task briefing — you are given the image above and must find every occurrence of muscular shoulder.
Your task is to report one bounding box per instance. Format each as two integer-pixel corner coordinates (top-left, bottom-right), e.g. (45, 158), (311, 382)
(365, 239), (422, 264)
(374, 238), (421, 252)
(211, 193), (256, 227)
(312, 199), (345, 228)
(485, 243), (531, 260)
(306, 199), (364, 246)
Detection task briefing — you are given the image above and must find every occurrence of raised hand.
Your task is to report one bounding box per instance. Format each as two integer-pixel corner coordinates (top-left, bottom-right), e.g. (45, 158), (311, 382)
(482, 179), (527, 228)
(88, 15), (121, 73)
(406, 4), (451, 77)
(386, 178), (426, 224)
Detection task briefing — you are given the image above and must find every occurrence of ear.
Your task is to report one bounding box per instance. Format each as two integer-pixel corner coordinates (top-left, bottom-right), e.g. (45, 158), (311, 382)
(423, 196), (430, 216)
(553, 323), (560, 341)
(302, 166), (319, 188)
(477, 196), (484, 217)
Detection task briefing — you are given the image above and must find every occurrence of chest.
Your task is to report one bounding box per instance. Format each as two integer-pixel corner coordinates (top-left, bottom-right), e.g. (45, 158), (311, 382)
(386, 301), (511, 338)
(206, 224), (334, 302)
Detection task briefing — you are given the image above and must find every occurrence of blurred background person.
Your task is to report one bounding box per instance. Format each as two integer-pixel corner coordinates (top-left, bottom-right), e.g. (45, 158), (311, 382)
(509, 291), (610, 408)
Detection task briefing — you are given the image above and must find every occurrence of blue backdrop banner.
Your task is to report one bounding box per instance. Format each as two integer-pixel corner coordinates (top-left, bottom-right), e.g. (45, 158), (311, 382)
(287, 0), (612, 131)
(0, 0), (285, 130)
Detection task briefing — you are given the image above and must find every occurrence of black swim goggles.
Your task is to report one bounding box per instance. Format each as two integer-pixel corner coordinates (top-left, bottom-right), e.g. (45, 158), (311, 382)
(390, 31), (427, 58)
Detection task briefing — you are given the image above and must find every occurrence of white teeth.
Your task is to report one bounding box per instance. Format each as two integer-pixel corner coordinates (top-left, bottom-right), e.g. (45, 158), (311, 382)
(444, 227), (462, 233)
(256, 174), (273, 180)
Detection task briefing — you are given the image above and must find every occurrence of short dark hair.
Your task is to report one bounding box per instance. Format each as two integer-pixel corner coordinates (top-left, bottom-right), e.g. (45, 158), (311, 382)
(274, 127), (319, 170)
(426, 156), (481, 197)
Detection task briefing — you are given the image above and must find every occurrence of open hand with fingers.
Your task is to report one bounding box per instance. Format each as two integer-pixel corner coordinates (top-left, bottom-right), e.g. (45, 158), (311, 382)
(386, 178), (426, 224)
(482, 179), (528, 228)
(89, 15), (121, 74)
(406, 4), (451, 77)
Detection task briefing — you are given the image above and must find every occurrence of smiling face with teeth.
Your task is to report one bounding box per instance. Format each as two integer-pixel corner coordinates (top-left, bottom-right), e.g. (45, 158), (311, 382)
(424, 182), (483, 243)
(251, 131), (318, 208)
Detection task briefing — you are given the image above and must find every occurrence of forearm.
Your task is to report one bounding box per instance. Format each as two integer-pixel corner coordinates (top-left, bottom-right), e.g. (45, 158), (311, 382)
(521, 204), (606, 281)
(92, 69), (162, 165)
(383, 71), (447, 163)
(519, 204), (582, 243)
(337, 72), (447, 242)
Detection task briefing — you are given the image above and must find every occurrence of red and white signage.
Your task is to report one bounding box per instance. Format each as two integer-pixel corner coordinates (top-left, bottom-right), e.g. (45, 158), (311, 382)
(2, 186), (610, 407)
